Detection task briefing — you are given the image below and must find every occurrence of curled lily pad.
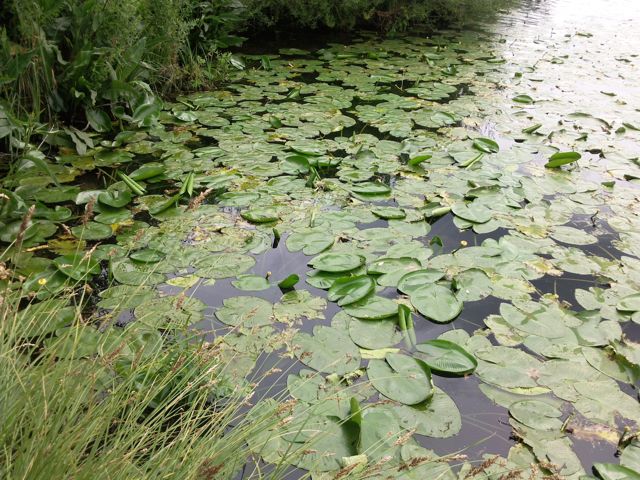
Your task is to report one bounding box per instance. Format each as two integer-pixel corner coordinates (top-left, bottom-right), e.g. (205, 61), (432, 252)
(308, 252), (365, 273)
(545, 151), (581, 168)
(616, 294), (640, 313)
(410, 284), (462, 323)
(292, 325), (361, 375)
(277, 274), (299, 289)
(327, 275), (375, 306)
(367, 353), (433, 405)
(129, 163), (166, 181)
(241, 207), (279, 224)
(593, 463), (640, 480)
(473, 137), (500, 154)
(513, 94), (534, 104)
(415, 339), (477, 375)
(98, 189), (131, 208)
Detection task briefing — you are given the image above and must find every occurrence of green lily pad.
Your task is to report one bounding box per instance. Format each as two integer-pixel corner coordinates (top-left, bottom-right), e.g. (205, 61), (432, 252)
(130, 249), (165, 263)
(371, 207), (406, 219)
(308, 252), (365, 273)
(395, 387), (462, 438)
(293, 325), (361, 375)
(71, 222), (113, 241)
(509, 400), (563, 431)
(286, 229), (334, 255)
(367, 353), (433, 405)
(473, 137), (500, 154)
(241, 207), (279, 223)
(593, 463), (640, 480)
(98, 189), (132, 208)
(327, 275), (375, 306)
(617, 294), (640, 313)
(545, 151), (582, 168)
(397, 269), (446, 295)
(215, 296), (273, 327)
(415, 339), (477, 375)
(348, 315), (403, 350)
(232, 274), (271, 291)
(343, 295), (398, 320)
(410, 284), (462, 323)
(196, 253), (255, 279)
(53, 254), (101, 281)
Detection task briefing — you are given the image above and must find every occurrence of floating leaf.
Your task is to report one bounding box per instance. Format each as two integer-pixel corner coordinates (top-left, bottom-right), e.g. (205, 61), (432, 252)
(293, 325), (361, 375)
(215, 296), (273, 327)
(397, 269), (445, 295)
(278, 274), (299, 289)
(343, 296), (398, 320)
(53, 254), (100, 281)
(545, 151), (581, 168)
(415, 339), (477, 375)
(513, 94), (534, 104)
(308, 252), (365, 273)
(473, 137), (500, 154)
(241, 207), (279, 224)
(593, 463), (640, 480)
(410, 284), (462, 323)
(328, 275), (375, 306)
(232, 274), (271, 291)
(130, 249), (165, 263)
(367, 353), (433, 405)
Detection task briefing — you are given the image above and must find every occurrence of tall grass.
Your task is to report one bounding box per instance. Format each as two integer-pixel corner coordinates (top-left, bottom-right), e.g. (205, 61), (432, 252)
(0, 242), (295, 479)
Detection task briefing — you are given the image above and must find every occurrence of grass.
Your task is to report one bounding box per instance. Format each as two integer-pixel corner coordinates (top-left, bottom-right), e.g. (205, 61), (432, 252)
(0, 243), (292, 479)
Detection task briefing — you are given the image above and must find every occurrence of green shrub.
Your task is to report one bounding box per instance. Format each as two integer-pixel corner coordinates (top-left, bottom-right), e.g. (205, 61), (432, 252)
(240, 0), (510, 32)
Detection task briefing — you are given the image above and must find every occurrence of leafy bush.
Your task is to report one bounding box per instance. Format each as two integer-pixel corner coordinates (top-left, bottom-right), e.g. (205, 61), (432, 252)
(0, 0), (245, 153)
(241, 0), (510, 32)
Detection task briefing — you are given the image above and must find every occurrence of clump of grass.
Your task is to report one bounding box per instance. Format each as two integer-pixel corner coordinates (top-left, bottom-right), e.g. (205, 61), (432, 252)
(0, 265), (287, 479)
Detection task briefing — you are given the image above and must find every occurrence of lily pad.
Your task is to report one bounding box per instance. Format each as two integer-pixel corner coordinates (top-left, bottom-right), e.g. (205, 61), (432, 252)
(292, 325), (361, 375)
(308, 252), (365, 273)
(327, 275), (375, 306)
(410, 284), (462, 323)
(367, 353), (433, 405)
(415, 339), (477, 375)
(215, 296), (273, 327)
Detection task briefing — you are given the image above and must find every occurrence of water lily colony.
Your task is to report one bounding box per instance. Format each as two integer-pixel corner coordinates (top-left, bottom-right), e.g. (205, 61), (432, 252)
(1, 1), (639, 479)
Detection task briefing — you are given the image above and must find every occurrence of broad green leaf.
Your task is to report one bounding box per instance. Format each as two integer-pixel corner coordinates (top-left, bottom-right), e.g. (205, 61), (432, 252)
(293, 325), (361, 375)
(327, 275), (375, 306)
(309, 252), (365, 273)
(410, 284), (462, 323)
(545, 151), (581, 168)
(473, 137), (500, 153)
(415, 339), (477, 375)
(367, 353), (433, 405)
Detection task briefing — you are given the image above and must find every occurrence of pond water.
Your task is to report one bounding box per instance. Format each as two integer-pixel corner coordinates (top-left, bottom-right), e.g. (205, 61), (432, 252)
(4, 0), (640, 478)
